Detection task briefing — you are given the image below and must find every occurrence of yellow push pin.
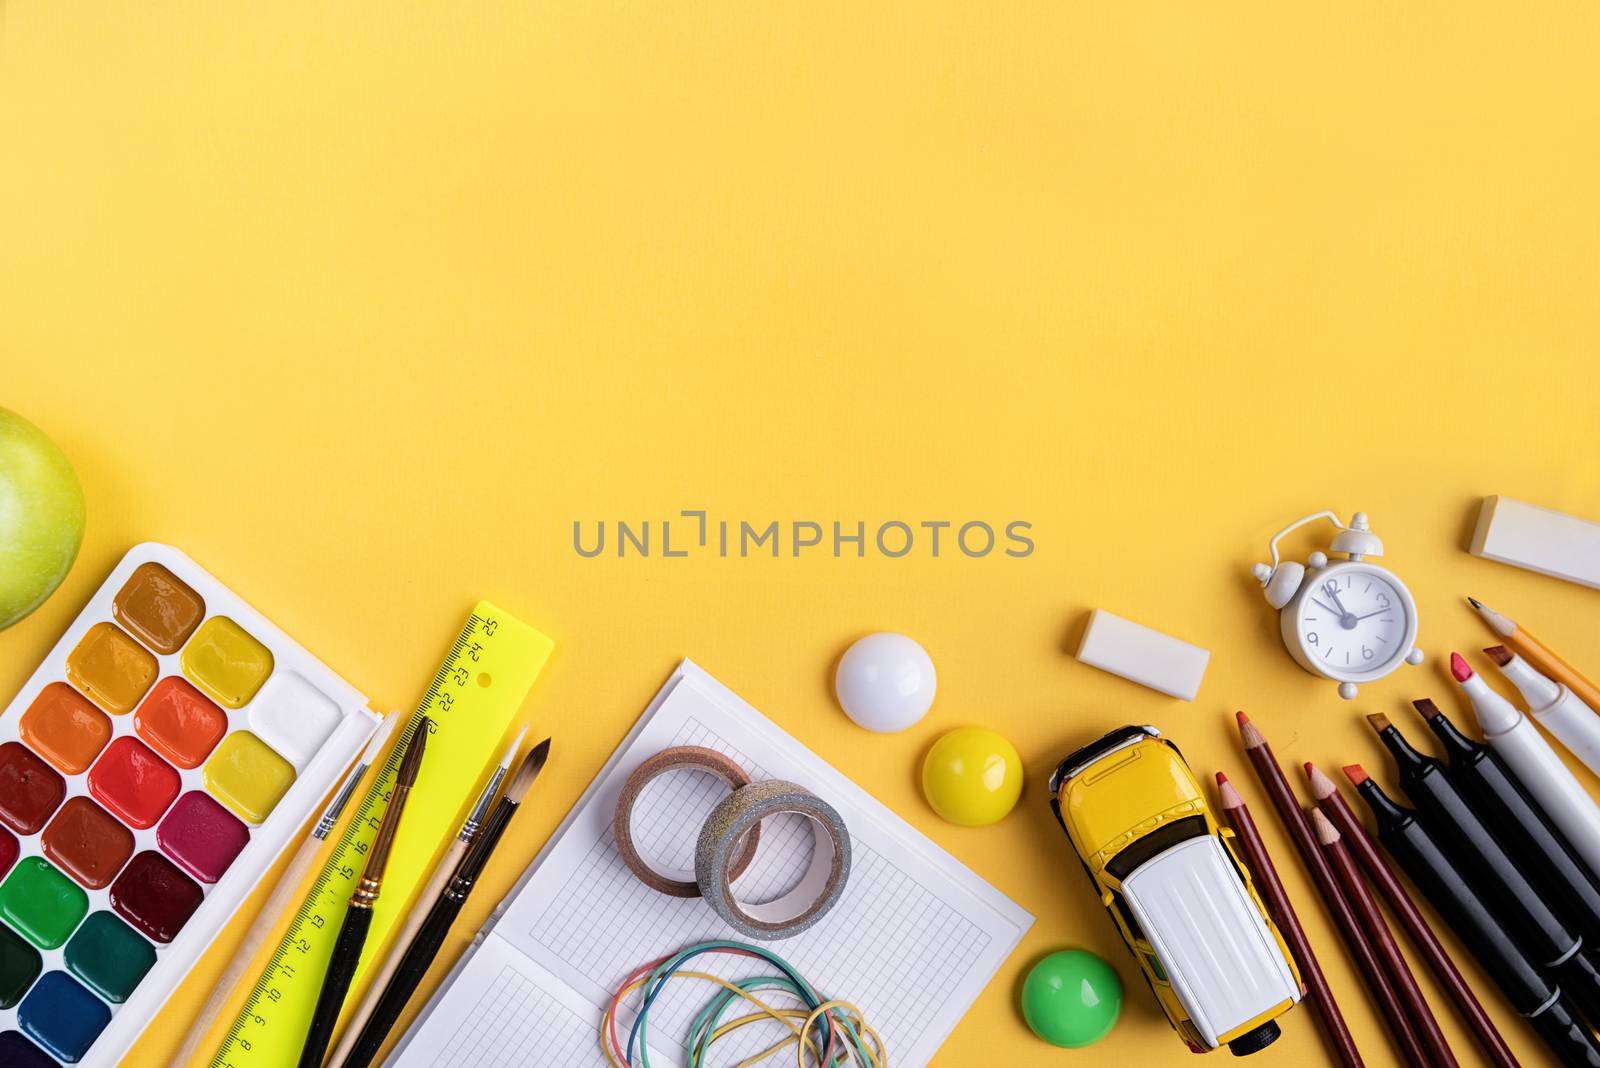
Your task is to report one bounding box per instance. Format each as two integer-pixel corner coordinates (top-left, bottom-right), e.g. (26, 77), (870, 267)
(921, 726), (1023, 826)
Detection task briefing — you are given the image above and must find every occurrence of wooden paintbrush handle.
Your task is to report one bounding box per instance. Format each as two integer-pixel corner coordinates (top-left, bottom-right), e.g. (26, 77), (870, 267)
(174, 835), (327, 1066)
(298, 905), (374, 1068)
(325, 839), (468, 1068)
(336, 895), (464, 1068)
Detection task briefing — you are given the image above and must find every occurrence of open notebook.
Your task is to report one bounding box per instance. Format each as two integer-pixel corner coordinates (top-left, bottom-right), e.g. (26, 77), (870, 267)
(388, 661), (1033, 1067)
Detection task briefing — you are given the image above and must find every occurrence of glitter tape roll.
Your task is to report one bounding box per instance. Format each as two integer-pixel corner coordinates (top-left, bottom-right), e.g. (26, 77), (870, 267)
(614, 746), (762, 897)
(696, 779), (852, 940)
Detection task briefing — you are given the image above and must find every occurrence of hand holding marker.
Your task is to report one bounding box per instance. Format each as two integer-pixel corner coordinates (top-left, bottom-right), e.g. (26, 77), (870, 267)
(297, 719), (431, 1068)
(337, 736), (552, 1068)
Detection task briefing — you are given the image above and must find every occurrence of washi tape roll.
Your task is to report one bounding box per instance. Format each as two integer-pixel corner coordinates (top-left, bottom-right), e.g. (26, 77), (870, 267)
(696, 779), (852, 939)
(613, 746), (762, 897)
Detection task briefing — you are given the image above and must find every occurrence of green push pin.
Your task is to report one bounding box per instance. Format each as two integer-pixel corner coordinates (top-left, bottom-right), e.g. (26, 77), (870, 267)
(1021, 949), (1122, 1048)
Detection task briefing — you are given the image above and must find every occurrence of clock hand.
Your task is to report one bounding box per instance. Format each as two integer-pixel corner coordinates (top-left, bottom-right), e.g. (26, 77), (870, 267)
(1311, 598), (1340, 615)
(1323, 584), (1361, 629)
(1354, 608), (1392, 620)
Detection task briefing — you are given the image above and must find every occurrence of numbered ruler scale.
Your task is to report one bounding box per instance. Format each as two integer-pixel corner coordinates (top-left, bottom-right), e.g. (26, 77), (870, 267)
(210, 604), (553, 1068)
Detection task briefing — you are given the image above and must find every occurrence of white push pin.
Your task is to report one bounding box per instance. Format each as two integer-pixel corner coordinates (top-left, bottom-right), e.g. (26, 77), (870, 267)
(834, 632), (937, 733)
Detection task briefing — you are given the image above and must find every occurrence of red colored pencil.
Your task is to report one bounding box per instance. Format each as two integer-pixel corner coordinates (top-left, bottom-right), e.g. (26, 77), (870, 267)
(1235, 711), (1427, 1068)
(1307, 762), (1520, 1068)
(1313, 807), (1450, 1068)
(1217, 772), (1363, 1067)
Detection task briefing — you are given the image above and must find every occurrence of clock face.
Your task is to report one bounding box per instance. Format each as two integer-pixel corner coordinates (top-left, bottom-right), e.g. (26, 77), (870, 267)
(1295, 566), (1412, 676)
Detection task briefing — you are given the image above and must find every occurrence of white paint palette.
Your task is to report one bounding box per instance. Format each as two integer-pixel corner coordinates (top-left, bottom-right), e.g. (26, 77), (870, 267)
(0, 543), (379, 1066)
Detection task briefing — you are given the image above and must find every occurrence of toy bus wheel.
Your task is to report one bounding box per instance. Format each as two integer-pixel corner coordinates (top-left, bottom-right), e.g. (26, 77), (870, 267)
(1226, 1020), (1280, 1056)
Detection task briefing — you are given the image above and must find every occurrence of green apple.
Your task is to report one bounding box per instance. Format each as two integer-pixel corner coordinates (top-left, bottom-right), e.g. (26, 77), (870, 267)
(0, 407), (86, 629)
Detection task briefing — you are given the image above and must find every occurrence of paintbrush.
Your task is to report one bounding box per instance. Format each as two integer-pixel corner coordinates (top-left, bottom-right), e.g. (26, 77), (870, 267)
(297, 717), (430, 1068)
(173, 713), (399, 1068)
(325, 724), (527, 1067)
(335, 738), (550, 1068)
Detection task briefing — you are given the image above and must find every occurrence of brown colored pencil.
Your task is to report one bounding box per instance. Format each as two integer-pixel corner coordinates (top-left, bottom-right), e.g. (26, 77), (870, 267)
(1307, 762), (1521, 1068)
(1235, 711), (1426, 1068)
(1468, 597), (1600, 714)
(1217, 771), (1363, 1067)
(1313, 808), (1444, 1068)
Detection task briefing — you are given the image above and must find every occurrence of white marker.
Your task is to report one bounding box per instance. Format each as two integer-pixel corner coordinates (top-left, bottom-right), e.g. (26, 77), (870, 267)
(1452, 651), (1600, 884)
(1485, 645), (1600, 780)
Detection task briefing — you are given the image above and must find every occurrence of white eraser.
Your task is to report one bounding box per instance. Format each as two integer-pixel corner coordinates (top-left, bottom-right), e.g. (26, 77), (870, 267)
(1075, 609), (1210, 701)
(1470, 495), (1600, 590)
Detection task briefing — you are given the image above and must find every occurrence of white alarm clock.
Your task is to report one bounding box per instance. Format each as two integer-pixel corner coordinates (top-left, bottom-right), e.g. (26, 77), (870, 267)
(1251, 510), (1423, 699)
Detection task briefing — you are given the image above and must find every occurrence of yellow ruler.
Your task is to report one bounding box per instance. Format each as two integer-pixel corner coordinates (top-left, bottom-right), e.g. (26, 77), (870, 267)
(208, 602), (553, 1068)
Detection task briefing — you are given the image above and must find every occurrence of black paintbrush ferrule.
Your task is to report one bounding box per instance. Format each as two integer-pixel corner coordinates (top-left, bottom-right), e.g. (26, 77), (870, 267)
(1353, 778), (1553, 1012)
(337, 801), (522, 1068)
(338, 893), (466, 1068)
(1377, 720), (1580, 965)
(1425, 707), (1600, 945)
(298, 904), (375, 1068)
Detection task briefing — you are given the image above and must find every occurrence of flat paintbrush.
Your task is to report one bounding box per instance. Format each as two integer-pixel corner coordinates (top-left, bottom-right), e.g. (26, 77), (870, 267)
(297, 717), (430, 1068)
(336, 737), (550, 1068)
(325, 724), (526, 1068)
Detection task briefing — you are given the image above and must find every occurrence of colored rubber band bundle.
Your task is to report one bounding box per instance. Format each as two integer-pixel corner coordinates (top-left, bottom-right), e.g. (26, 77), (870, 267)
(601, 940), (885, 1068)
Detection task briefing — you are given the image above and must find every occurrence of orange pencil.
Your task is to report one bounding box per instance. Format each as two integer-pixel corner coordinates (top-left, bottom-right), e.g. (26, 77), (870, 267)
(1468, 597), (1600, 714)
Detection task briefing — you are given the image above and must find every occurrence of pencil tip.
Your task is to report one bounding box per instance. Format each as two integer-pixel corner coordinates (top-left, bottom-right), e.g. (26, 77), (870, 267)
(1311, 807), (1339, 843)
(1467, 595), (1484, 610)
(1215, 770), (1228, 785)
(1305, 763), (1336, 798)
(1412, 698), (1439, 718)
(1236, 713), (1265, 748)
(1484, 645), (1513, 667)
(1450, 652), (1473, 682)
(1365, 712), (1391, 732)
(1217, 775), (1243, 808)
(1235, 710), (1250, 725)
(1343, 763), (1369, 786)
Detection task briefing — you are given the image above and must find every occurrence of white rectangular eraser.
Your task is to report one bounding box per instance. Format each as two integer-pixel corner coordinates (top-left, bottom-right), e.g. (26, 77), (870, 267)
(1075, 609), (1210, 700)
(1470, 495), (1600, 590)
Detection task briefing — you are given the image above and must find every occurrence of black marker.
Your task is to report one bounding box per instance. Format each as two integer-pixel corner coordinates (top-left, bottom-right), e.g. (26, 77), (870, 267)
(1347, 765), (1600, 1067)
(1416, 699), (1600, 945)
(1367, 713), (1600, 1030)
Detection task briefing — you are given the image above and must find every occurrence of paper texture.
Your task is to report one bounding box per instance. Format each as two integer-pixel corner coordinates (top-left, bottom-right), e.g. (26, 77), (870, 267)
(388, 660), (1033, 1067)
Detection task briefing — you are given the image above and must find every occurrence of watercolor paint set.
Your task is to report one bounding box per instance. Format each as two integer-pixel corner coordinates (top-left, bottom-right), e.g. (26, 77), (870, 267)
(0, 543), (379, 1066)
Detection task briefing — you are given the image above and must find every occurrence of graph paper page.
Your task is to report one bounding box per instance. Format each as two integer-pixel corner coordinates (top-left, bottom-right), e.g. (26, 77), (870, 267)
(389, 661), (1033, 1068)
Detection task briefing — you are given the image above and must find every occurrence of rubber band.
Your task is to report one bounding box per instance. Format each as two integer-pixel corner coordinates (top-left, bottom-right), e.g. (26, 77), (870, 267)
(600, 940), (883, 1068)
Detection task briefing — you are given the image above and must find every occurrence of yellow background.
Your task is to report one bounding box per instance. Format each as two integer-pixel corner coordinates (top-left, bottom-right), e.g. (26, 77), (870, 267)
(4, 3), (1600, 1065)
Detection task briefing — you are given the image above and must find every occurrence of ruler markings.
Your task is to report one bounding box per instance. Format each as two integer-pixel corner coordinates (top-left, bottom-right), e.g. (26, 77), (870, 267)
(208, 608), (550, 1068)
